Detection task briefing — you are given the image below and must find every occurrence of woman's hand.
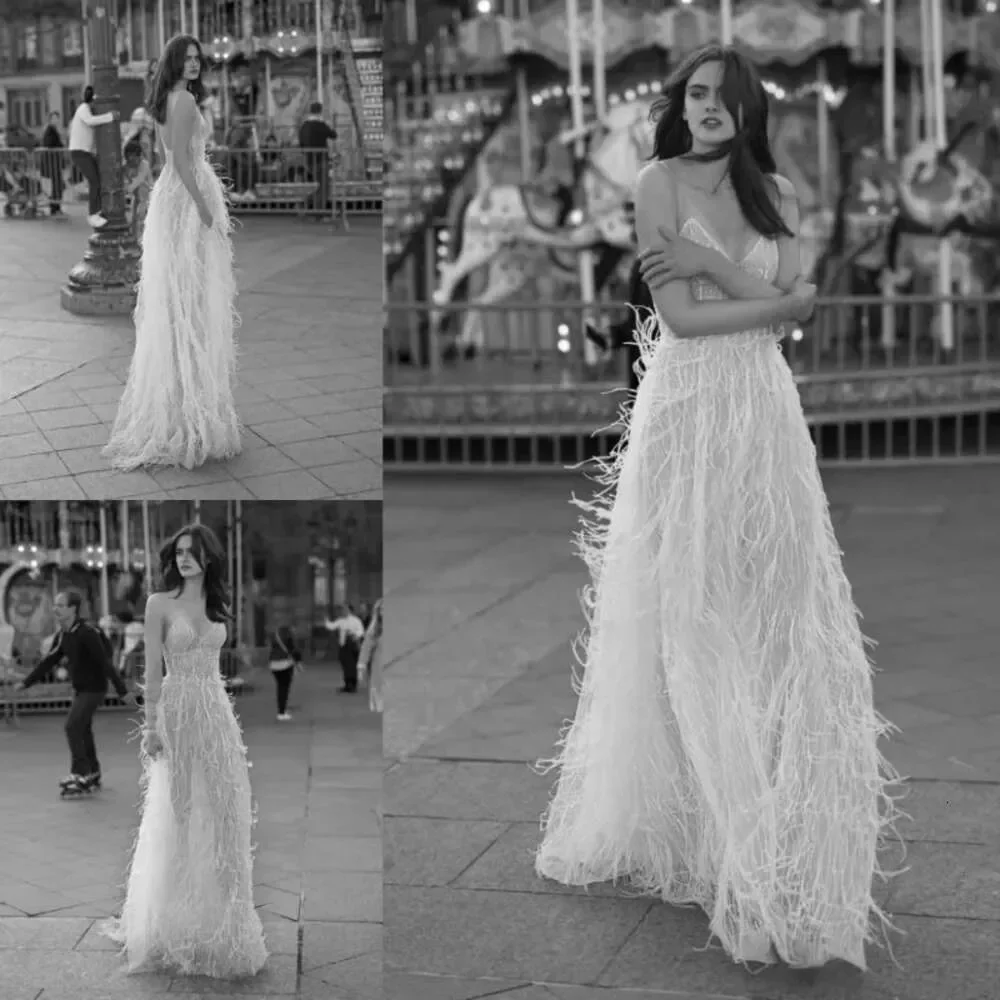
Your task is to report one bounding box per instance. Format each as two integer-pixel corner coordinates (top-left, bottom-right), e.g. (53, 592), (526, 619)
(198, 203), (213, 229)
(637, 225), (721, 289)
(784, 277), (817, 323)
(142, 729), (164, 758)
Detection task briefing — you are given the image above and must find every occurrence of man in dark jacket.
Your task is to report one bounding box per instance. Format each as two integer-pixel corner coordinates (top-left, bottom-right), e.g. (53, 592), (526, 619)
(16, 590), (135, 787)
(297, 102), (337, 217)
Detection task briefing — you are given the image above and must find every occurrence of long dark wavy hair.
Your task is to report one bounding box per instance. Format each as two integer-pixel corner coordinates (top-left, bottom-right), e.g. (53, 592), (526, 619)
(650, 44), (792, 240)
(158, 523), (231, 623)
(145, 33), (206, 125)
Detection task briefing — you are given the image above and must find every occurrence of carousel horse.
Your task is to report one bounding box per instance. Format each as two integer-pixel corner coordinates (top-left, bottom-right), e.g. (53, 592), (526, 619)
(433, 101), (651, 361)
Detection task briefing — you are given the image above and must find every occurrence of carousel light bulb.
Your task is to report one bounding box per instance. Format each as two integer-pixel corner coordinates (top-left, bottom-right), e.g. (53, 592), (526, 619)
(476, 0), (493, 13)
(625, 88), (636, 102)
(791, 327), (804, 342)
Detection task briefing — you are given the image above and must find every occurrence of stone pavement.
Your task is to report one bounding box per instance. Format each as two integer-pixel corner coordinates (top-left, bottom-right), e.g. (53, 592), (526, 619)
(0, 208), (381, 500)
(383, 468), (1000, 1000)
(0, 657), (382, 1000)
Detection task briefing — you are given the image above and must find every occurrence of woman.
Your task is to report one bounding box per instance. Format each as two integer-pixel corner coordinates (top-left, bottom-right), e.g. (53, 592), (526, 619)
(534, 46), (903, 972)
(101, 523), (267, 978)
(104, 34), (240, 471)
(268, 624), (302, 721)
(40, 110), (65, 217)
(358, 599), (383, 714)
(68, 85), (118, 228)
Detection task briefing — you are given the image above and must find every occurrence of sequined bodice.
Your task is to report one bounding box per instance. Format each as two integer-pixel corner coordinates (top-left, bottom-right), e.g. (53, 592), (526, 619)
(681, 216), (779, 298)
(163, 613), (227, 681)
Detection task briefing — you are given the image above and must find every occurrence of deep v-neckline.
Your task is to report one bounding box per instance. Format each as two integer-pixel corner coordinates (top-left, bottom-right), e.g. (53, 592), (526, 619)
(684, 216), (763, 265)
(168, 605), (217, 643)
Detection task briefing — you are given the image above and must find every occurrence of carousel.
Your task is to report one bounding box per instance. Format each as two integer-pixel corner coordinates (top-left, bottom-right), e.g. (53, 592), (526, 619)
(384, 0), (1000, 467)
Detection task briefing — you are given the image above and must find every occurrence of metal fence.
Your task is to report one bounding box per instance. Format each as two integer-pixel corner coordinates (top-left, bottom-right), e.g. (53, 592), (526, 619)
(0, 145), (381, 223)
(384, 295), (1000, 468)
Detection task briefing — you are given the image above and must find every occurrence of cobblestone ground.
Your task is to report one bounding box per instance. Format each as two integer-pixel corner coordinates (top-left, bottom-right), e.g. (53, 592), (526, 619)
(0, 208), (380, 499)
(383, 467), (1000, 1000)
(0, 659), (382, 1000)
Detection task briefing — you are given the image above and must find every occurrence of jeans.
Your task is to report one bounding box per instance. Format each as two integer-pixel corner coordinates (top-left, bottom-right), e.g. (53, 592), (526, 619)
(340, 645), (359, 692)
(272, 666), (294, 714)
(70, 149), (101, 215)
(65, 691), (106, 776)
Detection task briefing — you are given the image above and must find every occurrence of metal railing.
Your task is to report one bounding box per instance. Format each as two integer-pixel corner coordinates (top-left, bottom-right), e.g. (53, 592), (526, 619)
(0, 145), (381, 223)
(0, 646), (259, 717)
(384, 295), (1000, 468)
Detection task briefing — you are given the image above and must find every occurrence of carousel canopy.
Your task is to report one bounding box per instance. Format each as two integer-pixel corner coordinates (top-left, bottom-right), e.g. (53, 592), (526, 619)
(455, 0), (1000, 74)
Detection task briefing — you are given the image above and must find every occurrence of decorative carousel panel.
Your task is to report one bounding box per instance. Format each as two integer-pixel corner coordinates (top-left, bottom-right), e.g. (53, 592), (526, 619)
(653, 5), (713, 59)
(511, 0), (656, 70)
(853, 3), (976, 66)
(969, 16), (1000, 72)
(457, 15), (517, 73)
(728, 0), (841, 67)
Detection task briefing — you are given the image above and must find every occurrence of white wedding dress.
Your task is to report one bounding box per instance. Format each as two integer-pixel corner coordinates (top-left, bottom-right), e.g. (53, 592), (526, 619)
(104, 102), (241, 470)
(535, 217), (904, 971)
(102, 612), (267, 978)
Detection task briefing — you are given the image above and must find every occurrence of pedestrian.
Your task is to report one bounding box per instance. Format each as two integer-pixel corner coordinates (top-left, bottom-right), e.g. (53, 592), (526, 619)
(324, 604), (365, 693)
(40, 110), (66, 217)
(535, 43), (902, 971)
(69, 84), (119, 228)
(268, 624), (303, 721)
(358, 599), (383, 713)
(15, 590), (136, 793)
(297, 102), (336, 218)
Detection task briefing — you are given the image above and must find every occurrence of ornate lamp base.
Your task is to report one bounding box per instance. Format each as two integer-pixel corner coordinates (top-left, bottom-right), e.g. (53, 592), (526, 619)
(61, 225), (141, 317)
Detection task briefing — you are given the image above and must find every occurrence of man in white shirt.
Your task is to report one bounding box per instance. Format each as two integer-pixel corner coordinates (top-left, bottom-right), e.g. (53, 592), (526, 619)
(324, 605), (365, 693)
(69, 85), (119, 228)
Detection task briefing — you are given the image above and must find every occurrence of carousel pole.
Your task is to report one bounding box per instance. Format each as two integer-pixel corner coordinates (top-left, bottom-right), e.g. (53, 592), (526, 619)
(157, 0), (165, 54)
(880, 0), (897, 352)
(928, 0), (953, 353)
(141, 501), (152, 598)
(566, 0), (597, 372)
(62, 3), (141, 316)
(98, 503), (110, 619)
(315, 0), (323, 103)
(720, 0), (733, 44)
(120, 500), (129, 573)
(234, 500), (244, 648)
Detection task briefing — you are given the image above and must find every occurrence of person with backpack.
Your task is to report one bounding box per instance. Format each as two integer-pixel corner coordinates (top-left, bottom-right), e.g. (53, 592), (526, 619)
(15, 590), (136, 792)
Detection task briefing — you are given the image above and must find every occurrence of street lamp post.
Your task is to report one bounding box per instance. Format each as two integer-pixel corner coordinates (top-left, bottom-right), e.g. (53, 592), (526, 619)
(61, 4), (141, 317)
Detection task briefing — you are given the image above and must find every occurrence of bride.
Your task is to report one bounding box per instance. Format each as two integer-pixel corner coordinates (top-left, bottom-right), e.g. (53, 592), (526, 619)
(535, 45), (903, 972)
(102, 523), (267, 978)
(104, 33), (241, 470)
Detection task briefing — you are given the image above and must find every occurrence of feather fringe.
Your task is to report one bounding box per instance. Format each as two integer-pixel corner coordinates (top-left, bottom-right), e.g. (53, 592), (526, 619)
(104, 117), (242, 470)
(535, 301), (908, 972)
(100, 617), (267, 978)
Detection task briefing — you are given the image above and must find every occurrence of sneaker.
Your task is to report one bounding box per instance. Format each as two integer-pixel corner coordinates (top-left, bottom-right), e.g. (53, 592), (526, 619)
(59, 774), (82, 787)
(87, 213), (107, 228)
(277, 713), (292, 721)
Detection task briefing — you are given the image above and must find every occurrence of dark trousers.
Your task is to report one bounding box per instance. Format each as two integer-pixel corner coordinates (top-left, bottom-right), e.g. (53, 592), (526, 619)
(272, 666), (294, 714)
(70, 149), (101, 215)
(340, 644), (359, 691)
(65, 691), (105, 776)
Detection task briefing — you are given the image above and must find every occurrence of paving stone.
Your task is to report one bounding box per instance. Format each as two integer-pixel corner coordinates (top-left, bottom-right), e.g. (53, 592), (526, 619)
(0, 212), (379, 497)
(385, 885), (651, 984)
